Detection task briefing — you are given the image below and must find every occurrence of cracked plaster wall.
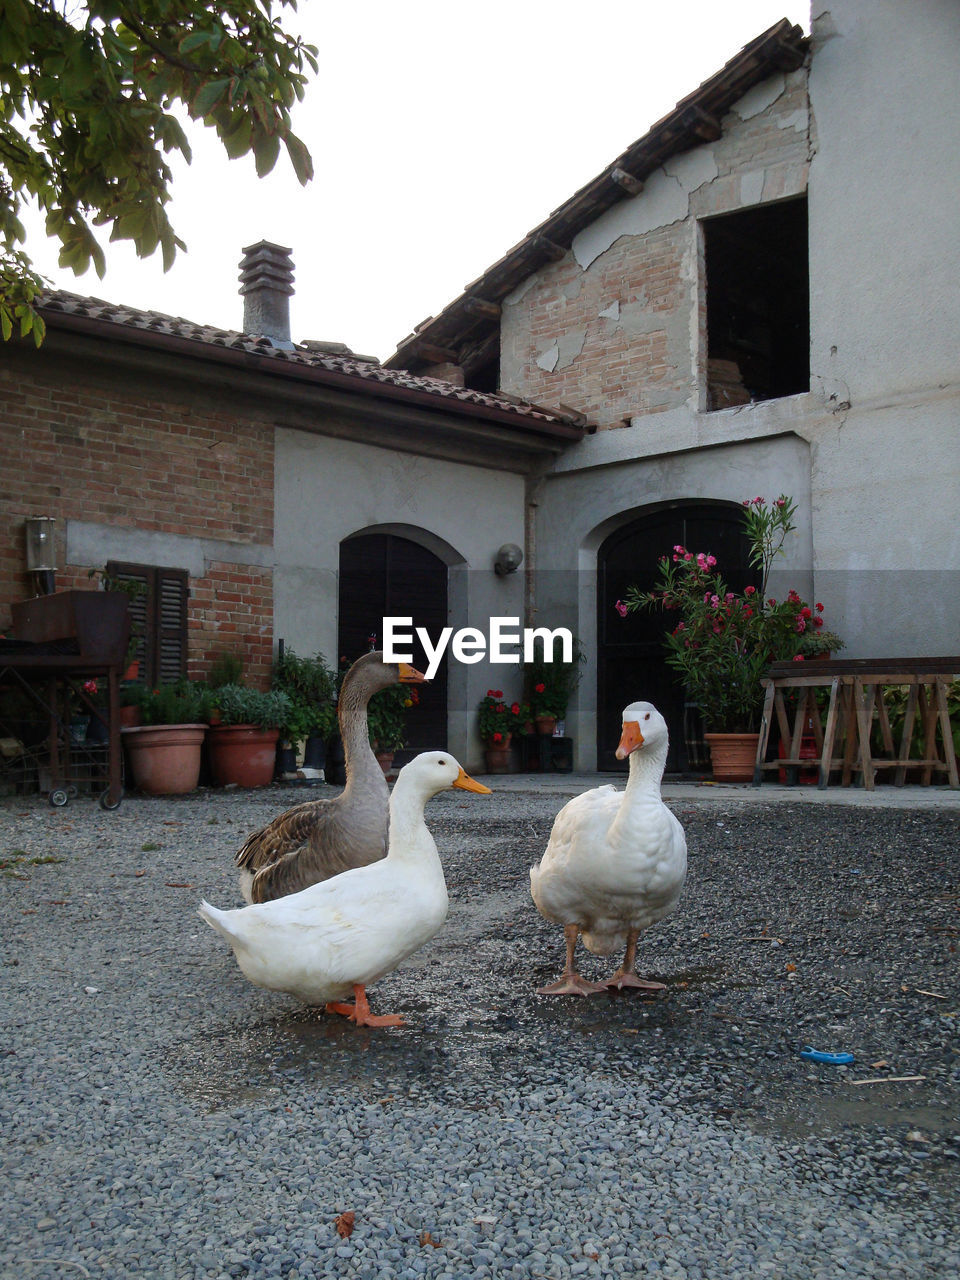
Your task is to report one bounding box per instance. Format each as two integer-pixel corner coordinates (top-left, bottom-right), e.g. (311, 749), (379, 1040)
(500, 66), (810, 429)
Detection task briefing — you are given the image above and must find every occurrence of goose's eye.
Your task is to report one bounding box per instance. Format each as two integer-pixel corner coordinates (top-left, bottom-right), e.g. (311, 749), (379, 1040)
(644, 713), (651, 721)
(438, 758), (447, 766)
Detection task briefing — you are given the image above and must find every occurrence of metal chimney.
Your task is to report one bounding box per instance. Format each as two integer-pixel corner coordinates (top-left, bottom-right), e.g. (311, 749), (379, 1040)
(238, 241), (295, 348)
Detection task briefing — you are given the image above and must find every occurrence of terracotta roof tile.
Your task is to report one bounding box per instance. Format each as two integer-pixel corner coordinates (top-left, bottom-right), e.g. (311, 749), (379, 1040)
(39, 289), (576, 428)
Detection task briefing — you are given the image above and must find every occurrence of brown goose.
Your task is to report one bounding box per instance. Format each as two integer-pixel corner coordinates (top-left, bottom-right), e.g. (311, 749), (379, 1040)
(235, 651), (425, 903)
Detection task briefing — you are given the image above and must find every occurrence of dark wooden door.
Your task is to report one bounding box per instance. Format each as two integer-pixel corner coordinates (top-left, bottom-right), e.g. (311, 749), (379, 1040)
(597, 504), (758, 773)
(338, 533), (447, 758)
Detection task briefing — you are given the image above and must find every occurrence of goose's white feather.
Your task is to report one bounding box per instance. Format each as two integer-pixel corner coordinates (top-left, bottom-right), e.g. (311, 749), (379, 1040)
(201, 752), (487, 1006)
(530, 701), (686, 956)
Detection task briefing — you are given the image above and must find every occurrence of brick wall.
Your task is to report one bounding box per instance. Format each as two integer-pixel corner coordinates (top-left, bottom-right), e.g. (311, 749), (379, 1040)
(500, 68), (811, 428)
(0, 348), (275, 687)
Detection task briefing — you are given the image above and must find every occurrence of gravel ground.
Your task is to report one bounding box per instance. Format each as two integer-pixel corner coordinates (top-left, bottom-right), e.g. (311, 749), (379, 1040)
(1, 780), (958, 1280)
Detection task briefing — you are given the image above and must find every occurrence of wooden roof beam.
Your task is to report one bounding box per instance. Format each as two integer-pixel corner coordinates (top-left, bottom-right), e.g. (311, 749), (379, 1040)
(680, 105), (723, 142)
(461, 296), (501, 321)
(530, 235), (568, 263)
(610, 167), (645, 196)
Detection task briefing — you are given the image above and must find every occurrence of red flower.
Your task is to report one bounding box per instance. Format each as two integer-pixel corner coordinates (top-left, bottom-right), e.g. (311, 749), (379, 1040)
(744, 585), (756, 596)
(510, 703), (520, 715)
(492, 731), (503, 744)
(535, 683), (545, 694)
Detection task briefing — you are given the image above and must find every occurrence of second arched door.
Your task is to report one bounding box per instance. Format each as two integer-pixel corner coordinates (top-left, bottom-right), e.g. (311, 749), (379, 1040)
(597, 502), (758, 773)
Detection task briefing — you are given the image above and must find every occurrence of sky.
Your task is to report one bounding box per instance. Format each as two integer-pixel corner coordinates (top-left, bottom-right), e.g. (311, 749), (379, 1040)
(24, 0), (810, 362)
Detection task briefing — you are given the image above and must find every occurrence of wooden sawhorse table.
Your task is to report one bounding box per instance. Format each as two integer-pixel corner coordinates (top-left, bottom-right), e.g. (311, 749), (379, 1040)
(753, 657), (959, 790)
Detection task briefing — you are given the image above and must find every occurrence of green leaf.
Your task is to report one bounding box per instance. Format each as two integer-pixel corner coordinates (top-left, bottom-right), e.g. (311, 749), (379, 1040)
(252, 131), (281, 177)
(283, 132), (313, 185)
(191, 78), (232, 118)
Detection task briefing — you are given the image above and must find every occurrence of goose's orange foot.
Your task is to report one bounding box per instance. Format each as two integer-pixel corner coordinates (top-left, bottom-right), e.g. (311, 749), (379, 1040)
(603, 971), (666, 993)
(537, 972), (606, 996)
(325, 984), (406, 1027)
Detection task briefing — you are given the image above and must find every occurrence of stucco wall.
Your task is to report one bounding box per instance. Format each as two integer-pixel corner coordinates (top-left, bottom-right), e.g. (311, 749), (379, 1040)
(273, 427), (528, 768)
(801, 0), (960, 658)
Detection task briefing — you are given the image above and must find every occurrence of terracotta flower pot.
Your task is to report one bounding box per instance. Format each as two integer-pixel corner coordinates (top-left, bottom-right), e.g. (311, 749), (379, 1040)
(483, 746), (513, 773)
(374, 750), (395, 776)
(704, 732), (761, 782)
(119, 705), (141, 729)
(207, 724), (280, 787)
(121, 724), (206, 795)
(535, 715), (557, 736)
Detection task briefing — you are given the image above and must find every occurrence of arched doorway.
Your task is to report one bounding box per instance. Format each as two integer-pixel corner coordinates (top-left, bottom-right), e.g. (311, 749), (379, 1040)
(597, 502), (758, 773)
(338, 531), (447, 758)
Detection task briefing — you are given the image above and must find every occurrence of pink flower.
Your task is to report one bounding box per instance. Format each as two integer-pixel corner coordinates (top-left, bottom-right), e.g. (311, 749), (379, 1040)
(673, 545), (686, 554)
(796, 617), (807, 633)
(744, 585), (756, 596)
(753, 496), (764, 506)
(683, 553), (693, 561)
(614, 599), (628, 617)
(793, 653), (805, 662)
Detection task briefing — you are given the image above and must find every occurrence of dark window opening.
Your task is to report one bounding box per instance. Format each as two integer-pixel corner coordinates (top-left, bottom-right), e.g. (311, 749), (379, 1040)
(464, 356), (500, 393)
(106, 562), (188, 686)
(704, 196), (809, 410)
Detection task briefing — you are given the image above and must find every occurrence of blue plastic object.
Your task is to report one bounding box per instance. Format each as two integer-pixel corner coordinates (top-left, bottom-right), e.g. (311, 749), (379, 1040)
(800, 1046), (854, 1064)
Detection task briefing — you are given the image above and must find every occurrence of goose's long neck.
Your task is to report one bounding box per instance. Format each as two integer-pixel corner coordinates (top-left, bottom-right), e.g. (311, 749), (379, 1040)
(623, 737), (669, 800)
(338, 676), (388, 798)
(386, 781), (437, 865)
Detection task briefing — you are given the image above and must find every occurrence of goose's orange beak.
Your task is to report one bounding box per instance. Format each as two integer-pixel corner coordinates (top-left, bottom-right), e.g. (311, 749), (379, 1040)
(615, 720), (644, 759)
(452, 767), (492, 794)
(398, 662), (427, 683)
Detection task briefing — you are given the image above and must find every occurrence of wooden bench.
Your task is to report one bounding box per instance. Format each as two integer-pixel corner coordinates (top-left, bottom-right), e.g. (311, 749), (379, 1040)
(753, 657), (960, 790)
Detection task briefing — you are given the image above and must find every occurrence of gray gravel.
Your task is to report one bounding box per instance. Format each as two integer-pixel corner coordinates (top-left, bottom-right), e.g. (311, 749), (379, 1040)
(1, 781), (958, 1279)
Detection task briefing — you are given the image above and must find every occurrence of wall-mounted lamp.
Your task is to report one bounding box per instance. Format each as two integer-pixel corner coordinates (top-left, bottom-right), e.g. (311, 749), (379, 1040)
(494, 542), (523, 576)
(24, 516), (57, 595)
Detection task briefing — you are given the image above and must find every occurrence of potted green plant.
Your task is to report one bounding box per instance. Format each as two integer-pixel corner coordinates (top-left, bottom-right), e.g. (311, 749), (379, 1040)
(476, 689), (521, 772)
(205, 684), (292, 787)
(618, 496), (842, 780)
(121, 681), (208, 795)
(367, 683), (420, 773)
(523, 637), (585, 734)
(271, 649), (337, 779)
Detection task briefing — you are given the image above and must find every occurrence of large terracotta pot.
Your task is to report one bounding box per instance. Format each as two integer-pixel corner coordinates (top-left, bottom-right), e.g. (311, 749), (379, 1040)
(121, 724), (206, 795)
(207, 724), (280, 787)
(704, 732), (761, 782)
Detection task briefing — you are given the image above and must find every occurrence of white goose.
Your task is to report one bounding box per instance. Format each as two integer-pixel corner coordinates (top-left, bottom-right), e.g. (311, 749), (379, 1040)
(530, 700), (686, 995)
(200, 752), (491, 1027)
